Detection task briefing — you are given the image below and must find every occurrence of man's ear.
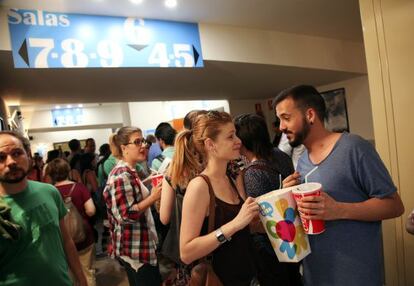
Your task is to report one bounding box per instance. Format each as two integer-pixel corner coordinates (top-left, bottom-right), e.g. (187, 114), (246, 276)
(306, 108), (317, 125)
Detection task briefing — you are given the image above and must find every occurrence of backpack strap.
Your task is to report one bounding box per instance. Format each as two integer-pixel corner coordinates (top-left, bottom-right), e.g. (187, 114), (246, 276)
(197, 174), (216, 234)
(154, 154), (165, 164)
(66, 183), (76, 198)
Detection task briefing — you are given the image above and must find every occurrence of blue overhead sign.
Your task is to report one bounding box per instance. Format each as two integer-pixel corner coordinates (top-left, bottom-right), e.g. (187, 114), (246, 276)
(7, 9), (204, 68)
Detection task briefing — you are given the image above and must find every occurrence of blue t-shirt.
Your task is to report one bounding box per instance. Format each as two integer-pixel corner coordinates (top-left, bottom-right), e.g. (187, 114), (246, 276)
(147, 143), (162, 166)
(297, 133), (396, 286)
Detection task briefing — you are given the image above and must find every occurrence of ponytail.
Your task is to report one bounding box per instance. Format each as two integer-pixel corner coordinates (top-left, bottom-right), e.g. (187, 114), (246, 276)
(170, 129), (201, 189)
(110, 134), (122, 159)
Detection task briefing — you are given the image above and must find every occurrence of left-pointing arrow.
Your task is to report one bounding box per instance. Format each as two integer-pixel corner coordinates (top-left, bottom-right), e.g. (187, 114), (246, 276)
(18, 39), (30, 67)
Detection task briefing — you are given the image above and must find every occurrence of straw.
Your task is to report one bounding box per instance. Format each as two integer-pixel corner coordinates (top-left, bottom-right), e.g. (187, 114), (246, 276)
(278, 174), (282, 189)
(150, 168), (159, 175)
(304, 166), (318, 183)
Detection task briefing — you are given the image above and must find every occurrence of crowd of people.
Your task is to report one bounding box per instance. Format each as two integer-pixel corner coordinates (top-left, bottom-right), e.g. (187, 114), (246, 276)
(0, 84), (410, 286)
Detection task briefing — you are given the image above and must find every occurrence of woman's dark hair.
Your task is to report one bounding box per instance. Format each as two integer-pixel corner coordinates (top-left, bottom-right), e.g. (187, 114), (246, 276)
(234, 113), (274, 160)
(46, 149), (60, 163)
(273, 84), (327, 121)
(46, 158), (70, 183)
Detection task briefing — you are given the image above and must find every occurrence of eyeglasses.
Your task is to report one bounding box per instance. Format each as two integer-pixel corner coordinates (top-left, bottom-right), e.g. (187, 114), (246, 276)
(125, 138), (150, 147)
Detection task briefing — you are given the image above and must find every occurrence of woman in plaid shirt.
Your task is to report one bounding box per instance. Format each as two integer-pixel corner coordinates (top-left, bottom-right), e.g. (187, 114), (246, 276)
(103, 126), (162, 286)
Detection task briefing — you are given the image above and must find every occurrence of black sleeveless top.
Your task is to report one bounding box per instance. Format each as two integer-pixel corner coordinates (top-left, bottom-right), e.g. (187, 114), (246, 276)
(200, 175), (255, 286)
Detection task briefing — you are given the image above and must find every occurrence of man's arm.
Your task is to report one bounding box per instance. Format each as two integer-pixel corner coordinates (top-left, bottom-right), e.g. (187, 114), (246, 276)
(298, 192), (404, 221)
(59, 219), (87, 286)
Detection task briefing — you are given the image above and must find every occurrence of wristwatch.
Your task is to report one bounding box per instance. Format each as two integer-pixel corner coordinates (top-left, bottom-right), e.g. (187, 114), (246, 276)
(215, 228), (231, 244)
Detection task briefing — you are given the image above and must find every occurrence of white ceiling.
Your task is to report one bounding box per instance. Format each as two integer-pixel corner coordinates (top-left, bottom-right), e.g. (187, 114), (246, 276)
(0, 0), (365, 107)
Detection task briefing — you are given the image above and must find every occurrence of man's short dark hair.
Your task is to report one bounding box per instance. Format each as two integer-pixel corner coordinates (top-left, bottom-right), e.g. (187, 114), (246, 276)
(68, 139), (81, 152)
(0, 131), (31, 155)
(273, 85), (327, 121)
(155, 123), (177, 146)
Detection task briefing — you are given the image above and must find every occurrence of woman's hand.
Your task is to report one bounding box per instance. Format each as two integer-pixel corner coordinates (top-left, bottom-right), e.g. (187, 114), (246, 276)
(232, 197), (260, 230)
(150, 183), (162, 202)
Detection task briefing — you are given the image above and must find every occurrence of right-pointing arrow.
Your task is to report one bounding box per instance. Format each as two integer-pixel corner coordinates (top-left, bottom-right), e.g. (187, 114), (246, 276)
(192, 45), (200, 66)
(18, 39), (30, 67)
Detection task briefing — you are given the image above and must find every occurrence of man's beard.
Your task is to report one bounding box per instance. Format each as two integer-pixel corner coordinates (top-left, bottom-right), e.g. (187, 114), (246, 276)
(0, 166), (28, 184)
(287, 118), (310, 148)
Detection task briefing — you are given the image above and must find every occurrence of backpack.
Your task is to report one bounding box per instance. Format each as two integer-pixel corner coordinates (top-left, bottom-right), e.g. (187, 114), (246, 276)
(154, 154), (165, 164)
(63, 183), (86, 243)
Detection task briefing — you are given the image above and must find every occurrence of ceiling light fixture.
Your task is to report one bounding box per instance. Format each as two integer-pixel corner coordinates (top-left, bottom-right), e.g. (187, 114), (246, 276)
(55, 105), (61, 109)
(165, 0), (177, 9)
(67, 104), (72, 108)
(78, 104), (83, 108)
(129, 0), (144, 4)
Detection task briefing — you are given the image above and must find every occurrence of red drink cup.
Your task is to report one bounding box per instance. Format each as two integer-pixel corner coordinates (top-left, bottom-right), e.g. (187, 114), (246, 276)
(292, 183), (325, 235)
(151, 174), (164, 188)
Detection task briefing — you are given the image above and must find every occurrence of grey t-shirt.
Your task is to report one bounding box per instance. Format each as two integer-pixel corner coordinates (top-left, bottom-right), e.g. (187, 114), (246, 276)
(297, 132), (396, 286)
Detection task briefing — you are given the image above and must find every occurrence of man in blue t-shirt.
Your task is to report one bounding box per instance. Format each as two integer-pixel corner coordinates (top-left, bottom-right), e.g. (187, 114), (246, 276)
(273, 85), (404, 286)
(0, 131), (86, 286)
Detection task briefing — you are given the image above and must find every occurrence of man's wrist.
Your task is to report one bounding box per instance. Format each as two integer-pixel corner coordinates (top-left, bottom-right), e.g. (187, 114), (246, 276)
(337, 202), (349, 220)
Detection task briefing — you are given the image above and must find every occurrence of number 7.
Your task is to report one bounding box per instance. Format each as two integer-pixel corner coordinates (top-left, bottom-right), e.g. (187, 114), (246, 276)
(28, 38), (55, 68)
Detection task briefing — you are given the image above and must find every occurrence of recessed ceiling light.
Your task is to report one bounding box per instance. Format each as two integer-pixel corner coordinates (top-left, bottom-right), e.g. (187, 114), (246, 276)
(130, 0), (143, 4)
(165, 0), (177, 8)
(78, 104), (83, 108)
(67, 104), (72, 108)
(55, 105), (61, 109)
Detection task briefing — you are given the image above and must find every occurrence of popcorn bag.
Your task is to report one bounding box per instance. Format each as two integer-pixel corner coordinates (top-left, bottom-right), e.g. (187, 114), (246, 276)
(257, 187), (311, 262)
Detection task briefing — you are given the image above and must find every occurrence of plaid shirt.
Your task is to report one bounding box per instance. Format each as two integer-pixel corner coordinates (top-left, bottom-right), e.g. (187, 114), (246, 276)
(103, 160), (158, 265)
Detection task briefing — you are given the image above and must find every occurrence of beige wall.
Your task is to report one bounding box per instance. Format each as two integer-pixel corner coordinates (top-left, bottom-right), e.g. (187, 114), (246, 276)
(318, 76), (374, 140)
(200, 23), (367, 73)
(228, 99), (276, 136)
(359, 0), (414, 285)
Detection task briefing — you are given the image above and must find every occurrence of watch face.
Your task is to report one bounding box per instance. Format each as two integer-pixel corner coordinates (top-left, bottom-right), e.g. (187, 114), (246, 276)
(216, 230), (226, 243)
(217, 234), (226, 243)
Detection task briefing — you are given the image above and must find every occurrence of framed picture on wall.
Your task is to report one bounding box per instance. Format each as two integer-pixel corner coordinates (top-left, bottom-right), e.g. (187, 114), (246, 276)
(320, 88), (349, 132)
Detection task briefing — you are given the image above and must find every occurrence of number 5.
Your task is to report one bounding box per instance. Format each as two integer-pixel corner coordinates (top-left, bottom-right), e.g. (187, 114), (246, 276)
(28, 38), (54, 68)
(173, 44), (194, 67)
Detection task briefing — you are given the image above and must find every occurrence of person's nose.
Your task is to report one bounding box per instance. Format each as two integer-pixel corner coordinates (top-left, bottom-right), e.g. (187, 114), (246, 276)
(279, 121), (287, 132)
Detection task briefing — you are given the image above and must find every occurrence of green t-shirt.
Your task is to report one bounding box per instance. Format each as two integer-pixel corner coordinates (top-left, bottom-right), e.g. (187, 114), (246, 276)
(151, 146), (175, 171)
(0, 180), (71, 286)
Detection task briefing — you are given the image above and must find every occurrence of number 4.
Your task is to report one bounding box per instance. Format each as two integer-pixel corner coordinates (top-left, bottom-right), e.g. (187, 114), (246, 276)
(28, 38), (55, 68)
